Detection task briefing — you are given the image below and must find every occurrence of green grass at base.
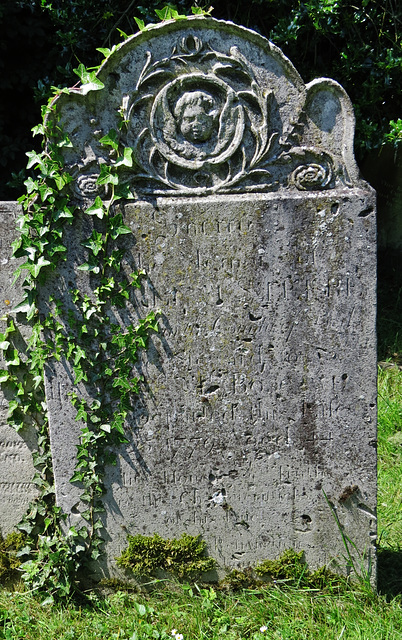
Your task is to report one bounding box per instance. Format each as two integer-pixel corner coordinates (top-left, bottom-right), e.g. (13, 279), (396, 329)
(0, 582), (401, 640)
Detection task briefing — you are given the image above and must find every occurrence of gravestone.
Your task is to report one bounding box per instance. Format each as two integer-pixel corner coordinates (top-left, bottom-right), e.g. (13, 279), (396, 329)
(0, 203), (38, 536)
(44, 17), (377, 579)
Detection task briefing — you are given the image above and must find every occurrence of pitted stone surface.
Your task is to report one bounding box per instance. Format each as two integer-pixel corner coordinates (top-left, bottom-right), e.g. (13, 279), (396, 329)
(44, 18), (377, 579)
(45, 190), (377, 576)
(0, 204), (38, 535)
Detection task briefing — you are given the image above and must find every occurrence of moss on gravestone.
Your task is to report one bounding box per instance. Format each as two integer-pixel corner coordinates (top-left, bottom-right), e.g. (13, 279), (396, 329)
(116, 532), (215, 579)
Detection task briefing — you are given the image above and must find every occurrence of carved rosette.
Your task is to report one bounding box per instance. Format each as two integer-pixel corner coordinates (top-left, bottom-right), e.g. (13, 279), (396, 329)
(73, 172), (102, 199)
(288, 149), (335, 191)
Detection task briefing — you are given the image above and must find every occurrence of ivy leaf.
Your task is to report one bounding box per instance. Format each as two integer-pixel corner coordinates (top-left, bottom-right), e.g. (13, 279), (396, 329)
(96, 47), (112, 58)
(100, 129), (119, 151)
(0, 341), (10, 351)
(54, 172), (73, 190)
(155, 6), (186, 20)
(134, 16), (146, 31)
(81, 230), (104, 256)
(70, 471), (85, 483)
(53, 204), (75, 220)
(97, 164), (119, 186)
(39, 184), (53, 202)
(73, 64), (104, 93)
(24, 177), (39, 194)
(85, 196), (105, 219)
(33, 374), (43, 389)
(112, 377), (132, 390)
(117, 28), (130, 40)
(47, 241), (67, 257)
(130, 270), (146, 288)
(25, 150), (44, 169)
(11, 294), (36, 319)
(20, 256), (52, 279)
(114, 147), (133, 168)
(192, 6), (213, 15)
(75, 405), (88, 421)
(31, 123), (45, 136)
(74, 544), (87, 554)
(7, 399), (20, 417)
(109, 213), (131, 239)
(74, 346), (86, 365)
(77, 259), (100, 274)
(0, 369), (9, 382)
(7, 350), (20, 366)
(114, 182), (135, 200)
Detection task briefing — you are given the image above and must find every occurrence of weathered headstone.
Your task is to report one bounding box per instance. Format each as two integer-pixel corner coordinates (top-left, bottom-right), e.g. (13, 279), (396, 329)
(44, 18), (377, 579)
(0, 203), (38, 536)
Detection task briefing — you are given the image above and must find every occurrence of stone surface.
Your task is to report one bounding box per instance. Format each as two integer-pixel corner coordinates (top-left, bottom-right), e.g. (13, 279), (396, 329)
(45, 189), (377, 578)
(44, 17), (377, 579)
(0, 203), (38, 536)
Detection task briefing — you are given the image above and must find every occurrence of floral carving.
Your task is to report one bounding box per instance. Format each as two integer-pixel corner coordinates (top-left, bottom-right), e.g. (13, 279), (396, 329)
(73, 172), (101, 198)
(67, 32), (351, 197)
(121, 36), (279, 194)
(290, 162), (333, 191)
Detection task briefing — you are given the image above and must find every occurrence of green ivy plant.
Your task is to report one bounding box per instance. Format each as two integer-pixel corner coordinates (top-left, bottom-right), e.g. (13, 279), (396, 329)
(1, 4), (215, 602)
(0, 25), (178, 602)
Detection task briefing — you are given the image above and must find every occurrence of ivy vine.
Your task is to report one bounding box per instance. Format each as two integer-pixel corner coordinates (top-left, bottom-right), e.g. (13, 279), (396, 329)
(0, 7), (215, 601)
(0, 42), (163, 602)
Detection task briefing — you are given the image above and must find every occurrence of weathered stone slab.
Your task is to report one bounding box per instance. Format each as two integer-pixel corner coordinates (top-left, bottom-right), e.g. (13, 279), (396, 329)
(44, 17), (377, 580)
(45, 189), (377, 577)
(0, 203), (38, 536)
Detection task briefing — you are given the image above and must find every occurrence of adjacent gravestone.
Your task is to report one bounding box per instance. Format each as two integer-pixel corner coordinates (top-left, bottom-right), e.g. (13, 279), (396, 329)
(0, 203), (38, 536)
(44, 18), (377, 579)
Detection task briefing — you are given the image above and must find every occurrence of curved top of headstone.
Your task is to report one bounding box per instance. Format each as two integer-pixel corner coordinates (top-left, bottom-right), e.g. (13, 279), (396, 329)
(53, 16), (361, 198)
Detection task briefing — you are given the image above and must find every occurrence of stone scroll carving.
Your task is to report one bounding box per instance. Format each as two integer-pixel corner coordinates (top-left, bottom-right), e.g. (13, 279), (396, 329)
(55, 18), (361, 198)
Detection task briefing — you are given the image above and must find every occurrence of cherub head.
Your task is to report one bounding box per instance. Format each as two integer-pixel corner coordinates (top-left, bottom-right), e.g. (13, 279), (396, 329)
(174, 91), (219, 143)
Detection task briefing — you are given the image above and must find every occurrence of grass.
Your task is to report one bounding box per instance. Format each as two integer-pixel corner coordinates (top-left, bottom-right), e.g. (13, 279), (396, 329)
(0, 260), (401, 639)
(378, 366), (402, 549)
(0, 581), (402, 640)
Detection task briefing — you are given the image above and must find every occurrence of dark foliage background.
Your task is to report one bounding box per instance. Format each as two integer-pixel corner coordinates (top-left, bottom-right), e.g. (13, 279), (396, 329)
(1, 0), (401, 199)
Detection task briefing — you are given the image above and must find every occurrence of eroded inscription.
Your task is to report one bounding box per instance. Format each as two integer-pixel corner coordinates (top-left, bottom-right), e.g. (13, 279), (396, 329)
(0, 425), (38, 534)
(0, 205), (38, 535)
(79, 191), (376, 572)
(44, 192), (376, 573)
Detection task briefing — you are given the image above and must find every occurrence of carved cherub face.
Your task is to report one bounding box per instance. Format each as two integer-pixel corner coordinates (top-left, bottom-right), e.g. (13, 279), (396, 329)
(174, 91), (219, 143)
